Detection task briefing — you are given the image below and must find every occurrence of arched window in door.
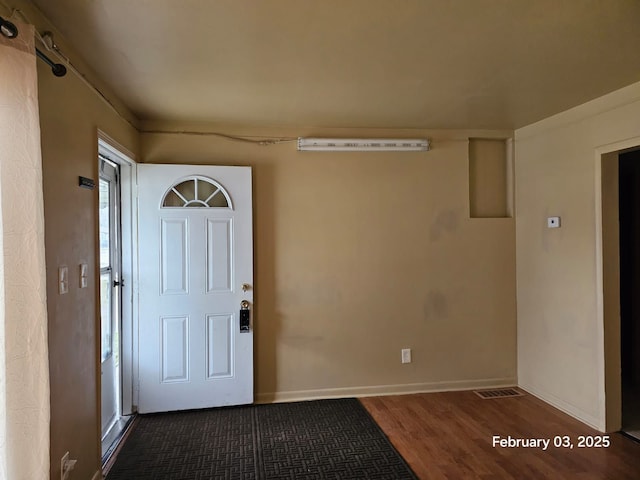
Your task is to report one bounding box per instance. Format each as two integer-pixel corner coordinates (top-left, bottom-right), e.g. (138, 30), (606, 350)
(161, 176), (232, 209)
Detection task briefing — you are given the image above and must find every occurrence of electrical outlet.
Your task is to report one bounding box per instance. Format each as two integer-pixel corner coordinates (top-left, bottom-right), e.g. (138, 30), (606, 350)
(60, 451), (77, 480)
(401, 348), (412, 364)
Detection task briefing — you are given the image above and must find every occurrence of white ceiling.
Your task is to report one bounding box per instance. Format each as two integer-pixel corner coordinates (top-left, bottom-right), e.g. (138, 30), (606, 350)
(31, 0), (640, 129)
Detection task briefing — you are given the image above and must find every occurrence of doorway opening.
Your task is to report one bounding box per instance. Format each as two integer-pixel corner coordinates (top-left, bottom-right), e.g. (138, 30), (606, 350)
(619, 150), (640, 440)
(599, 138), (640, 438)
(98, 133), (137, 463)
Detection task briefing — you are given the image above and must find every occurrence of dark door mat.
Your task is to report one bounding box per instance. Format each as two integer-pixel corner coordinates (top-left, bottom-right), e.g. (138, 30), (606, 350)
(106, 398), (417, 480)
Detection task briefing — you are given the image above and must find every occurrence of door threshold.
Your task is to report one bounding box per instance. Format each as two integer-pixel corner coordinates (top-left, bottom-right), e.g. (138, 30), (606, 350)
(622, 429), (640, 443)
(102, 415), (136, 466)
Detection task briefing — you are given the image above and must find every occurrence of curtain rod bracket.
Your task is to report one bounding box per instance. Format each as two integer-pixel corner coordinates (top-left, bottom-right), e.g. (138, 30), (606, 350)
(0, 16), (66, 77)
(0, 15), (18, 38)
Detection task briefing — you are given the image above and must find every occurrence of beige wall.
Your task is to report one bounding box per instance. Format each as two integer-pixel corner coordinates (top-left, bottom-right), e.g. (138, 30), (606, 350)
(38, 72), (138, 480)
(12, 1), (141, 477)
(141, 127), (517, 401)
(515, 82), (640, 431)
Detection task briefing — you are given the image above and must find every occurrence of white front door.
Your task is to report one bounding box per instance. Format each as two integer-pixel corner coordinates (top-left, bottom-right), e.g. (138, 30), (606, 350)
(137, 164), (253, 413)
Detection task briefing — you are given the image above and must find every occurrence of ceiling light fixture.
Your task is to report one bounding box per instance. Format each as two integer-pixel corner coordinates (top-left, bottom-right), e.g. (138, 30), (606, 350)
(297, 138), (430, 152)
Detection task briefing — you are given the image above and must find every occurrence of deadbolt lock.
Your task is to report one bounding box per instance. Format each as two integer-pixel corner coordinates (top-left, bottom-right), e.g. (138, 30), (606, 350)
(240, 300), (251, 332)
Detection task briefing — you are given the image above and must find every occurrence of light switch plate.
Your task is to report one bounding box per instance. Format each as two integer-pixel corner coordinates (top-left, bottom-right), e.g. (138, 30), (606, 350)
(547, 216), (561, 228)
(58, 266), (68, 294)
(79, 263), (88, 288)
(401, 348), (412, 364)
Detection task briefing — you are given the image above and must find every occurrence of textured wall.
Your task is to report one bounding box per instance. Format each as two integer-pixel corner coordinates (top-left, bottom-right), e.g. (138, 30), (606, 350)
(38, 71), (138, 480)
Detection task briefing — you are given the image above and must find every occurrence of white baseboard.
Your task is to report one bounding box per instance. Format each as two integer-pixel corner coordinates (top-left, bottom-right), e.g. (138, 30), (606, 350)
(255, 377), (517, 404)
(91, 469), (103, 480)
(518, 381), (604, 431)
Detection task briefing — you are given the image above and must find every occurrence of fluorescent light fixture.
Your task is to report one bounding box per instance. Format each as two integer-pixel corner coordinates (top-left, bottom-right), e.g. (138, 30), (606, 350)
(297, 138), (430, 152)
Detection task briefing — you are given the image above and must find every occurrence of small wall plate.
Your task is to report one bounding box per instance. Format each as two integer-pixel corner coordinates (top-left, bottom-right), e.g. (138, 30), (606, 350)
(547, 216), (561, 228)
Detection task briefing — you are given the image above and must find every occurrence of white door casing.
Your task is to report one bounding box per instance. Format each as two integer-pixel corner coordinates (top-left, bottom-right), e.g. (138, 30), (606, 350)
(137, 164), (253, 413)
(99, 132), (137, 417)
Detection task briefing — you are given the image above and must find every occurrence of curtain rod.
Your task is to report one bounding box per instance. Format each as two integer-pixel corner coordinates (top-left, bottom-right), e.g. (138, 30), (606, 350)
(0, 7), (138, 129)
(35, 47), (66, 77)
(1, 14), (66, 77)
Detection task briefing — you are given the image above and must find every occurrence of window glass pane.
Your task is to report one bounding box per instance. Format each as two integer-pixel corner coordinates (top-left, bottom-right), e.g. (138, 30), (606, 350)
(174, 180), (195, 201)
(163, 189), (185, 207)
(99, 179), (110, 268)
(100, 272), (112, 362)
(197, 178), (217, 202)
(209, 191), (229, 207)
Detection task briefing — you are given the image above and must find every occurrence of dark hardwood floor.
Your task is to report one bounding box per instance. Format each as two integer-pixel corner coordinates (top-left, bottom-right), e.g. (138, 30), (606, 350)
(361, 390), (640, 479)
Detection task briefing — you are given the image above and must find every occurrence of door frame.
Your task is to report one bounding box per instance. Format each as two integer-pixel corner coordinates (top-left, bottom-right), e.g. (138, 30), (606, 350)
(99, 156), (121, 436)
(98, 130), (137, 415)
(595, 135), (640, 432)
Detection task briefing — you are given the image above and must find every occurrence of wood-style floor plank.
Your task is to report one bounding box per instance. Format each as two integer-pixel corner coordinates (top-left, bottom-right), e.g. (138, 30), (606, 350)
(361, 390), (640, 479)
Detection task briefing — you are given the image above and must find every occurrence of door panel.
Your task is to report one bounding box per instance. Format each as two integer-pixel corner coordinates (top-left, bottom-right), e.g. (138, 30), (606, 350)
(160, 218), (189, 294)
(161, 316), (189, 382)
(207, 314), (233, 378)
(137, 165), (253, 413)
(206, 218), (232, 292)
